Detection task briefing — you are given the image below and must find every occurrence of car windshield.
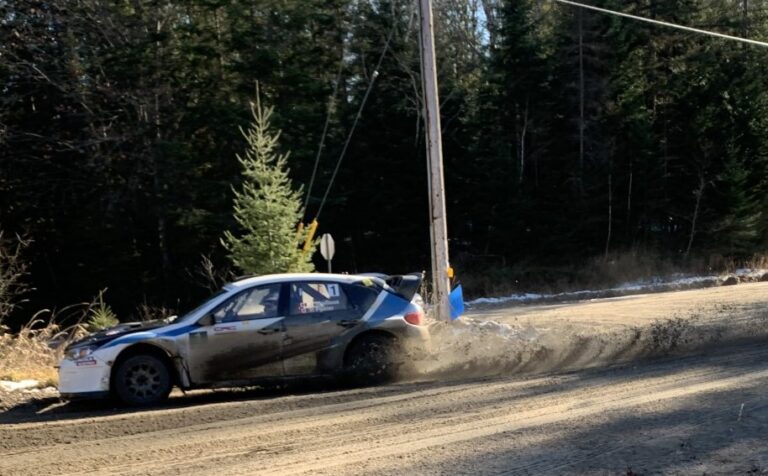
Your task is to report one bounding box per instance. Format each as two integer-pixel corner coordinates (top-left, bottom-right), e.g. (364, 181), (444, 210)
(177, 289), (228, 321)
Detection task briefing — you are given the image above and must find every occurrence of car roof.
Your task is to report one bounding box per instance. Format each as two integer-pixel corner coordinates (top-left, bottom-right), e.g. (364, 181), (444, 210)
(225, 273), (378, 290)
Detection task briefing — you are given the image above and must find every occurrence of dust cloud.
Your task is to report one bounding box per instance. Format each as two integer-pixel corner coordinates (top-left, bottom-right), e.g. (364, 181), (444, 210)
(414, 311), (768, 380)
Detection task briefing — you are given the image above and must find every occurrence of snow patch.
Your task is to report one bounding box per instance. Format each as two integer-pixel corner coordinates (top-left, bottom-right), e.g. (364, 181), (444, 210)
(0, 379), (40, 392)
(466, 269), (768, 308)
(469, 293), (544, 306)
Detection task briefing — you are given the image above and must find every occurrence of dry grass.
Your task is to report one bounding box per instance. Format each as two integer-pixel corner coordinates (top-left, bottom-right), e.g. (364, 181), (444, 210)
(0, 308), (89, 388)
(0, 287), (175, 389)
(743, 254), (768, 271)
(0, 316), (62, 387)
(578, 249), (681, 289)
(0, 292), (165, 388)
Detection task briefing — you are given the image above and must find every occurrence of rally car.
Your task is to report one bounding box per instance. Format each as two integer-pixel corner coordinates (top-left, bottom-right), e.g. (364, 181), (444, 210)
(58, 273), (429, 405)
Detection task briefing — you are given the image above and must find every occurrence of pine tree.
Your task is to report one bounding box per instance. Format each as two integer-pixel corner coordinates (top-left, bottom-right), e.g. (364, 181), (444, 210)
(221, 87), (314, 275)
(709, 155), (762, 256)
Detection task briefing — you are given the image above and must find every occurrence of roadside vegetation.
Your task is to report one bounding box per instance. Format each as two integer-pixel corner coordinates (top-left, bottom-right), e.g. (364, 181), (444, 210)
(457, 250), (768, 299)
(221, 85), (315, 275)
(0, 312), (69, 387)
(0, 232), (119, 386)
(0, 232), (58, 386)
(0, 298), (122, 388)
(0, 298), (127, 388)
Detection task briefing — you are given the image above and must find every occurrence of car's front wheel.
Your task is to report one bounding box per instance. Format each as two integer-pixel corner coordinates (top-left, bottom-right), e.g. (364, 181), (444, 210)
(344, 334), (398, 385)
(113, 354), (172, 406)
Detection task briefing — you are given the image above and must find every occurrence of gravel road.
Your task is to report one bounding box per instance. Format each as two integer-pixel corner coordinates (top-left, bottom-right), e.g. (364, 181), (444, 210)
(2, 283), (767, 475)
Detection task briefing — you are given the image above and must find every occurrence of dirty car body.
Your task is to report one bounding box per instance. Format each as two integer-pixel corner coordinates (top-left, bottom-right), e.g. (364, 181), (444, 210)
(58, 273), (429, 405)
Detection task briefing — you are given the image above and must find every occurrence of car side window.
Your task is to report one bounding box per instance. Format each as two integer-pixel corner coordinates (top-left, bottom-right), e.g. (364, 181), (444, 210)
(289, 282), (349, 315)
(213, 284), (281, 322)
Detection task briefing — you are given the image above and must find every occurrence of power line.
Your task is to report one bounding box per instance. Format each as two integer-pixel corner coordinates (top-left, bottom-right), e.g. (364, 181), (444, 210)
(553, 0), (768, 48)
(314, 26), (396, 220)
(302, 47), (345, 222)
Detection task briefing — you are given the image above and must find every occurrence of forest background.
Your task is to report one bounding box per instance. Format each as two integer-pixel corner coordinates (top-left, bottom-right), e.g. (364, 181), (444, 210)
(2, 0), (767, 326)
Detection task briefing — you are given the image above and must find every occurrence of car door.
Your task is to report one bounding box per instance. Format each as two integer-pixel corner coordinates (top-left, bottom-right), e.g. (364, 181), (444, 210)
(184, 283), (286, 384)
(281, 281), (364, 375)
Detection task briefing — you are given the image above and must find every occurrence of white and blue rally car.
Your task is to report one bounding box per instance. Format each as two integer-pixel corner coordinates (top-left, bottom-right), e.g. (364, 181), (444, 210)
(58, 273), (429, 405)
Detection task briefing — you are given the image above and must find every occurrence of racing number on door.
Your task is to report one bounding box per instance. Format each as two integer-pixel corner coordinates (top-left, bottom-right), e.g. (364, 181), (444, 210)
(327, 284), (340, 298)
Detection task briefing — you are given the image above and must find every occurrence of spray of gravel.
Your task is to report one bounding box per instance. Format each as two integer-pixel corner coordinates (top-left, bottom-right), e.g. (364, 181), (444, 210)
(415, 311), (768, 380)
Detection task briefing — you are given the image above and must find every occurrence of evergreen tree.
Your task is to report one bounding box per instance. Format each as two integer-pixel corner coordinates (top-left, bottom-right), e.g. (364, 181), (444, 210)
(708, 154), (763, 256)
(466, 0), (549, 261)
(221, 88), (314, 275)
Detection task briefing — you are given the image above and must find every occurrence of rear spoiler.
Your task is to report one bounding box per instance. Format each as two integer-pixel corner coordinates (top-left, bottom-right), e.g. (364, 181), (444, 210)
(356, 272), (424, 301)
(384, 272), (424, 301)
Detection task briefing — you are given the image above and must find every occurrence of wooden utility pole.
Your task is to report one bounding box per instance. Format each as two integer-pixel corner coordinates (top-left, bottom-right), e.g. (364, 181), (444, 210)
(418, 0), (452, 321)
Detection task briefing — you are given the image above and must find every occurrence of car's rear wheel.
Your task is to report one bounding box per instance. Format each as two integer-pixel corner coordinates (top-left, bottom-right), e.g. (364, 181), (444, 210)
(344, 334), (398, 385)
(113, 354), (172, 406)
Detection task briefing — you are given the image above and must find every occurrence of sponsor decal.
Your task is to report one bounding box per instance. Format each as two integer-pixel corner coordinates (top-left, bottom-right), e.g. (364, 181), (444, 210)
(214, 325), (237, 332)
(76, 358), (97, 367)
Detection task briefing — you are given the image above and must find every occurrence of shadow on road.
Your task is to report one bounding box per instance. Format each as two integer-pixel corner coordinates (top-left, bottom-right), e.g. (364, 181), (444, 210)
(0, 377), (363, 424)
(443, 381), (768, 475)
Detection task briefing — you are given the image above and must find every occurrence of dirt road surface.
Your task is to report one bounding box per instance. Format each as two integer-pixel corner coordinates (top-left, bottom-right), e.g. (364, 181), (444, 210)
(2, 283), (768, 475)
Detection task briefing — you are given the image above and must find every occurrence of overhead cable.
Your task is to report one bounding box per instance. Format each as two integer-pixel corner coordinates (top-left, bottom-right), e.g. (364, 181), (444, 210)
(314, 26), (396, 220)
(302, 48), (345, 222)
(553, 0), (768, 48)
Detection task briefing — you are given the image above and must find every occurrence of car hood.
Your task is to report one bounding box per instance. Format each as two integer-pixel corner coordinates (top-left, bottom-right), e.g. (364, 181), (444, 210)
(66, 319), (171, 350)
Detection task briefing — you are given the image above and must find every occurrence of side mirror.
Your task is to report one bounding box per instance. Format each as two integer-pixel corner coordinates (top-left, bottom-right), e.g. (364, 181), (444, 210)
(198, 314), (214, 327)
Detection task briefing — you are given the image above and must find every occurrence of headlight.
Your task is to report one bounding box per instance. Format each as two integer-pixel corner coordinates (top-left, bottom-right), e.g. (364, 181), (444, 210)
(65, 346), (95, 360)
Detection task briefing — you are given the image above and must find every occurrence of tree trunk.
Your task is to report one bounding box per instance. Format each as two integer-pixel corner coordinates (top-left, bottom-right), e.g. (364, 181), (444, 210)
(626, 161), (633, 237)
(743, 0), (749, 38)
(684, 174), (707, 259)
(605, 172), (612, 258)
(154, 17), (171, 298)
(480, 0), (498, 50)
(518, 98), (529, 185)
(578, 8), (585, 196)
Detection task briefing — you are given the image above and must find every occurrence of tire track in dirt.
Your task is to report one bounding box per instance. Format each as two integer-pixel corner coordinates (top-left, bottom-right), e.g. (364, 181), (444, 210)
(0, 376), (563, 452)
(221, 354), (768, 476)
(498, 400), (768, 475)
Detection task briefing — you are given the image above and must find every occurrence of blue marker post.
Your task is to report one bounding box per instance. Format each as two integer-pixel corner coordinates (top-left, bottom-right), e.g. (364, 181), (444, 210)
(449, 285), (464, 320)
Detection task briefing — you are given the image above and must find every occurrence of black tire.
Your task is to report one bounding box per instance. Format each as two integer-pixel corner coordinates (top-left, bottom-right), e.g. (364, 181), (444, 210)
(344, 334), (398, 385)
(113, 354), (172, 406)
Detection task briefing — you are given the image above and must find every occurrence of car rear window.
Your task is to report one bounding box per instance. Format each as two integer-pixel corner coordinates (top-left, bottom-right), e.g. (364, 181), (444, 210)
(344, 284), (379, 312)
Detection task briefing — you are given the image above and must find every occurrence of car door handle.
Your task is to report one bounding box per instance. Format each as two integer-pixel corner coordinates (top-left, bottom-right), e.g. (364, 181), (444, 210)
(338, 320), (359, 328)
(257, 328), (281, 335)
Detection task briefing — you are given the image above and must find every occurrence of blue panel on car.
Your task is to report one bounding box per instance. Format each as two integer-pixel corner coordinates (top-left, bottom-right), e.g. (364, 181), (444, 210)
(369, 293), (409, 322)
(101, 324), (197, 348)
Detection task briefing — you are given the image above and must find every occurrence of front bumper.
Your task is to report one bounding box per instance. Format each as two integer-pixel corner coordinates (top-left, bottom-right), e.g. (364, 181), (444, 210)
(57, 356), (112, 397)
